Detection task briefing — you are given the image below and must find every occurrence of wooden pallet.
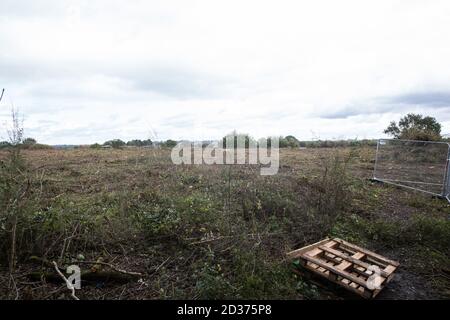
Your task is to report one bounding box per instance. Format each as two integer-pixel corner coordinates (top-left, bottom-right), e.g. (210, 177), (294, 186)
(287, 238), (400, 299)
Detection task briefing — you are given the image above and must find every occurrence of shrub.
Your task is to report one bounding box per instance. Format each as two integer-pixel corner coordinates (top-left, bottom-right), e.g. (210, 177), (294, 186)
(126, 139), (153, 147)
(22, 137), (37, 146)
(104, 139), (126, 148)
(0, 141), (11, 149)
(0, 109), (37, 271)
(163, 139), (177, 148)
(90, 143), (101, 149)
(306, 151), (354, 236)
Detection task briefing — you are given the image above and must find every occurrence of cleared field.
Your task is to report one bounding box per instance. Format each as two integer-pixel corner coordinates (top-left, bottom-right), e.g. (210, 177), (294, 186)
(0, 147), (449, 299)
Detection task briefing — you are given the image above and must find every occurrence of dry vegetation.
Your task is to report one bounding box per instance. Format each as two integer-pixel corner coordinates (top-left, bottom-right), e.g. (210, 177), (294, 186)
(0, 146), (449, 299)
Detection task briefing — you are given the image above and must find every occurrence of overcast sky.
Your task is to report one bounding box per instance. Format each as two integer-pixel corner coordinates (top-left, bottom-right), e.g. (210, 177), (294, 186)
(1, 0), (450, 144)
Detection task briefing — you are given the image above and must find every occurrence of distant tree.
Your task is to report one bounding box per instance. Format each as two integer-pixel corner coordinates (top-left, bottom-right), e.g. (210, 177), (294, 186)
(443, 134), (450, 142)
(222, 131), (256, 149)
(0, 141), (11, 149)
(22, 137), (37, 146)
(278, 136), (289, 148)
(285, 135), (300, 148)
(126, 139), (153, 147)
(278, 135), (300, 148)
(142, 139), (153, 146)
(384, 113), (442, 141)
(104, 139), (126, 149)
(90, 143), (101, 149)
(126, 139), (144, 147)
(163, 139), (177, 148)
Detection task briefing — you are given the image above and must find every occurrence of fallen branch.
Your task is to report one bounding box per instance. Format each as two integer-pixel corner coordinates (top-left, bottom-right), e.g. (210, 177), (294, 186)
(9, 274), (19, 300)
(52, 261), (79, 300)
(27, 270), (141, 284)
(77, 261), (143, 277)
(28, 256), (143, 284)
(150, 257), (170, 275)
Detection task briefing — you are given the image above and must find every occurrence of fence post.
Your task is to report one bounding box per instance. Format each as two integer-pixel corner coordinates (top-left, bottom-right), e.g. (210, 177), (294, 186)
(373, 139), (380, 180)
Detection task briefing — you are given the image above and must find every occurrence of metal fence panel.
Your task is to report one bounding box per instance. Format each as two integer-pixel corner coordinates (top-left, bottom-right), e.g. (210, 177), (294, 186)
(373, 139), (450, 200)
(444, 147), (450, 201)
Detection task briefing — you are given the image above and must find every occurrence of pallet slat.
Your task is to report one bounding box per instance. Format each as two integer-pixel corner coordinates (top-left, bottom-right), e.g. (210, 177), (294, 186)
(286, 238), (332, 259)
(332, 238), (400, 267)
(302, 254), (369, 287)
(318, 246), (391, 278)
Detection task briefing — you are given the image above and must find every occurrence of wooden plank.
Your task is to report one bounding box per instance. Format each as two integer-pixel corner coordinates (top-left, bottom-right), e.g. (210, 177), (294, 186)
(305, 240), (337, 257)
(301, 254), (368, 287)
(372, 289), (382, 298)
(334, 245), (358, 256)
(335, 252), (364, 272)
(352, 266), (374, 278)
(383, 265), (397, 283)
(333, 238), (400, 267)
(355, 266), (366, 273)
(383, 265), (397, 276)
(323, 240), (338, 248)
(286, 238), (331, 259)
(366, 256), (389, 269)
(306, 247), (323, 258)
(303, 263), (367, 298)
(319, 246), (390, 278)
(349, 282), (359, 289)
(323, 253), (343, 265)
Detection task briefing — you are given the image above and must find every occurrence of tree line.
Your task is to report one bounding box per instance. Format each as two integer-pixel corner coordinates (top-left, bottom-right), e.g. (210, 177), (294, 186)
(90, 139), (178, 149)
(1, 113), (446, 151)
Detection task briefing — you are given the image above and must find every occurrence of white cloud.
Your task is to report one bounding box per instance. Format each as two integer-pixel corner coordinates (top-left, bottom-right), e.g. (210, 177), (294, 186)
(1, 0), (450, 144)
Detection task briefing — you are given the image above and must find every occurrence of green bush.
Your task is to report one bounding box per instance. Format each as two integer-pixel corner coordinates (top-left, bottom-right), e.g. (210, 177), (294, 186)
(162, 139), (177, 148)
(104, 139), (126, 148)
(90, 143), (101, 149)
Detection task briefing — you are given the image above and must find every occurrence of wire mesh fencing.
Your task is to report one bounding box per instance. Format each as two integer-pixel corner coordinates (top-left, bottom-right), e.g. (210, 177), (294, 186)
(373, 139), (450, 201)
